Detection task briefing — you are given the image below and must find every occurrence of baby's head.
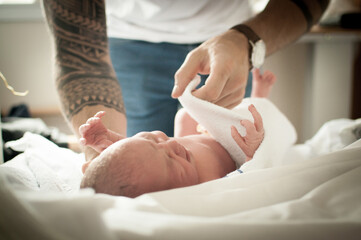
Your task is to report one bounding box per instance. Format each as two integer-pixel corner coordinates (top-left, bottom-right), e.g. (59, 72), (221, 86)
(80, 131), (199, 197)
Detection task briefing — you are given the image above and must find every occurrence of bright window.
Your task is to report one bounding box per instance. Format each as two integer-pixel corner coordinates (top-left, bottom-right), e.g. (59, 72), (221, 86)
(0, 0), (37, 4)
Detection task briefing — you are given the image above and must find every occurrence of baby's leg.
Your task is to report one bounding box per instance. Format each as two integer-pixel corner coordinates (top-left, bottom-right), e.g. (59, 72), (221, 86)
(174, 108), (199, 137)
(251, 68), (276, 98)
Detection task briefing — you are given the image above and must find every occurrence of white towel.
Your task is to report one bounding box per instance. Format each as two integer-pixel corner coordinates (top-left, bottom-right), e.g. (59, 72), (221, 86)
(178, 76), (297, 172)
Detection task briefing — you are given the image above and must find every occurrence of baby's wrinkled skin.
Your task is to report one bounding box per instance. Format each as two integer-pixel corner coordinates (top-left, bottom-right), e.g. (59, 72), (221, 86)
(80, 106), (263, 197)
(80, 69), (275, 197)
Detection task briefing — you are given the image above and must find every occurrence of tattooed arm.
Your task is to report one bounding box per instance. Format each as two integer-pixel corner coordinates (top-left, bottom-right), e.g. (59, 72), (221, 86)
(42, 0), (126, 161)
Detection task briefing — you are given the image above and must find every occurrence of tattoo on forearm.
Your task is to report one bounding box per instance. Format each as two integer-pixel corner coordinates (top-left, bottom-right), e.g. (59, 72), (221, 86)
(58, 76), (123, 116)
(42, 0), (124, 118)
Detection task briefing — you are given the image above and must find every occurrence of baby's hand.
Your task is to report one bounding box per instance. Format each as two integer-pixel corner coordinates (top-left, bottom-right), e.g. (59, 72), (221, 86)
(231, 104), (264, 161)
(79, 111), (114, 153)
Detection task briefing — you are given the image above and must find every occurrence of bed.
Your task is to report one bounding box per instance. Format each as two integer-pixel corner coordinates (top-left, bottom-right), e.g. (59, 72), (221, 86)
(0, 118), (360, 240)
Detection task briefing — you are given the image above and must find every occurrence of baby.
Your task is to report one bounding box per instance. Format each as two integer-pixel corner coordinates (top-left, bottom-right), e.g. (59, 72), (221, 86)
(80, 69), (276, 198)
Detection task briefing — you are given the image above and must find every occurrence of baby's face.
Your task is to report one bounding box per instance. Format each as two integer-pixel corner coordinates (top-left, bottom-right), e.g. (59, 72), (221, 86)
(129, 131), (200, 193)
(84, 131), (200, 196)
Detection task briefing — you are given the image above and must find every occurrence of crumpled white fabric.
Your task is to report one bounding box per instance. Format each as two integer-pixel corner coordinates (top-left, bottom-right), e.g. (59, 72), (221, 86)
(178, 76), (297, 172)
(2, 132), (84, 193)
(0, 137), (360, 240)
(282, 118), (361, 165)
(0, 124), (361, 239)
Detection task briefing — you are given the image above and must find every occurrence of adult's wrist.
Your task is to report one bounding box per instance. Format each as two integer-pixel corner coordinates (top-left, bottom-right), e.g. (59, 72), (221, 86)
(228, 29), (251, 69)
(230, 24), (266, 69)
(229, 28), (252, 70)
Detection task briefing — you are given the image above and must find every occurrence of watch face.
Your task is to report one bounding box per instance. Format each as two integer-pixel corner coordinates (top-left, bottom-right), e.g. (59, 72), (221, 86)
(251, 40), (266, 68)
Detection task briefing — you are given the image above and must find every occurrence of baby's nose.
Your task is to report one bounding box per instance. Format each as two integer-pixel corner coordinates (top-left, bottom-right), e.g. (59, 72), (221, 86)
(161, 139), (183, 156)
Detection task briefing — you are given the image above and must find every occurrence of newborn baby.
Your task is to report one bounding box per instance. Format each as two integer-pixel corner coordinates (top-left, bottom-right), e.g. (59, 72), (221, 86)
(80, 107), (263, 197)
(80, 69), (275, 198)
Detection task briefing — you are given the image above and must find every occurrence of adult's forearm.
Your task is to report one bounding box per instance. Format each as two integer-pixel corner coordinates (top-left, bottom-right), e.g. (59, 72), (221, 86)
(42, 0), (126, 160)
(42, 0), (126, 135)
(244, 0), (329, 55)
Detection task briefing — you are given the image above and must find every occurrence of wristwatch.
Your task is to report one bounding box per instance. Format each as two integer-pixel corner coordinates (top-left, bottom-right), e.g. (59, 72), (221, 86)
(231, 24), (266, 69)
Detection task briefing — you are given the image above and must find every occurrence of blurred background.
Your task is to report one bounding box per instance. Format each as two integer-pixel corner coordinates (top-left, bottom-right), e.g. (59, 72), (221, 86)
(1, 0), (360, 143)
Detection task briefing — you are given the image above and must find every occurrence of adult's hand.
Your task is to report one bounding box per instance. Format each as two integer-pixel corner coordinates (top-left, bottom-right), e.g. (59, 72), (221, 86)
(172, 30), (250, 109)
(173, 0), (329, 109)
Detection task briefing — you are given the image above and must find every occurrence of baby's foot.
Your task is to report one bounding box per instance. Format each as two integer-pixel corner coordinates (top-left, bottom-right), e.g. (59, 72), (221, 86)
(251, 68), (276, 98)
(79, 111), (113, 152)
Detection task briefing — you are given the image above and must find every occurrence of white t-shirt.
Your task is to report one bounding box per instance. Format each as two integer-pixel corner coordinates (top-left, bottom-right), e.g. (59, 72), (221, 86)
(105, 0), (253, 44)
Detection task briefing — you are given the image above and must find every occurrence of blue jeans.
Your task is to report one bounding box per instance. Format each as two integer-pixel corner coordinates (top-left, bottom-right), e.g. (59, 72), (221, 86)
(109, 38), (252, 137)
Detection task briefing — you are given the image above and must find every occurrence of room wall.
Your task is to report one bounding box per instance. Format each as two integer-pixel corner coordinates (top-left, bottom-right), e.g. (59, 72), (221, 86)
(0, 21), (58, 112)
(0, 19), (357, 142)
(308, 41), (354, 137)
(264, 43), (310, 142)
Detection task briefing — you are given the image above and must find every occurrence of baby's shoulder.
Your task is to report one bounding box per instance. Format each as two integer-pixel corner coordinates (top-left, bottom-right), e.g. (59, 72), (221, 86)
(184, 134), (216, 144)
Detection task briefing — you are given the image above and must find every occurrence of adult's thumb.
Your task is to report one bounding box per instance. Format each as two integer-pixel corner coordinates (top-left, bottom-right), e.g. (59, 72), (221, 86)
(172, 52), (202, 98)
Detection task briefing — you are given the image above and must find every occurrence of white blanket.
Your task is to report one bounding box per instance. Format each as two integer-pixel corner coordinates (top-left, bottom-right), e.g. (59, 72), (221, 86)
(1, 132), (84, 193)
(1, 118), (361, 240)
(179, 76), (297, 171)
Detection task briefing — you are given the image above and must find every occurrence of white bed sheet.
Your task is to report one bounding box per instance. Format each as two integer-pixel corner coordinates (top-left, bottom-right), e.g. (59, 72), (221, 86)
(0, 119), (361, 240)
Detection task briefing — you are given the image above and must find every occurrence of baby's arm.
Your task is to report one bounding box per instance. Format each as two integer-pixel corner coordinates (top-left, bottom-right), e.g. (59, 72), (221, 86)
(79, 111), (125, 153)
(231, 104), (264, 162)
(174, 108), (212, 137)
(174, 108), (200, 137)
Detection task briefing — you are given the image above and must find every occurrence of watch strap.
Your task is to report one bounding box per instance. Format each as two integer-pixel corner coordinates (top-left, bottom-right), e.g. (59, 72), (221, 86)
(231, 24), (261, 43)
(230, 24), (261, 70)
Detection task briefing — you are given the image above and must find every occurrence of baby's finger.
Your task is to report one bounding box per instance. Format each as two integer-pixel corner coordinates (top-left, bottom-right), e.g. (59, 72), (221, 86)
(94, 111), (106, 118)
(79, 123), (90, 135)
(231, 125), (247, 149)
(85, 117), (95, 125)
(240, 119), (257, 136)
(263, 71), (276, 83)
(86, 116), (101, 125)
(249, 104), (263, 132)
(79, 137), (87, 146)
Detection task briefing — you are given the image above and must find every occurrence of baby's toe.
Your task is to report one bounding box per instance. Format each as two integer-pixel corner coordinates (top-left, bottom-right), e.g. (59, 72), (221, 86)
(264, 71), (276, 84)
